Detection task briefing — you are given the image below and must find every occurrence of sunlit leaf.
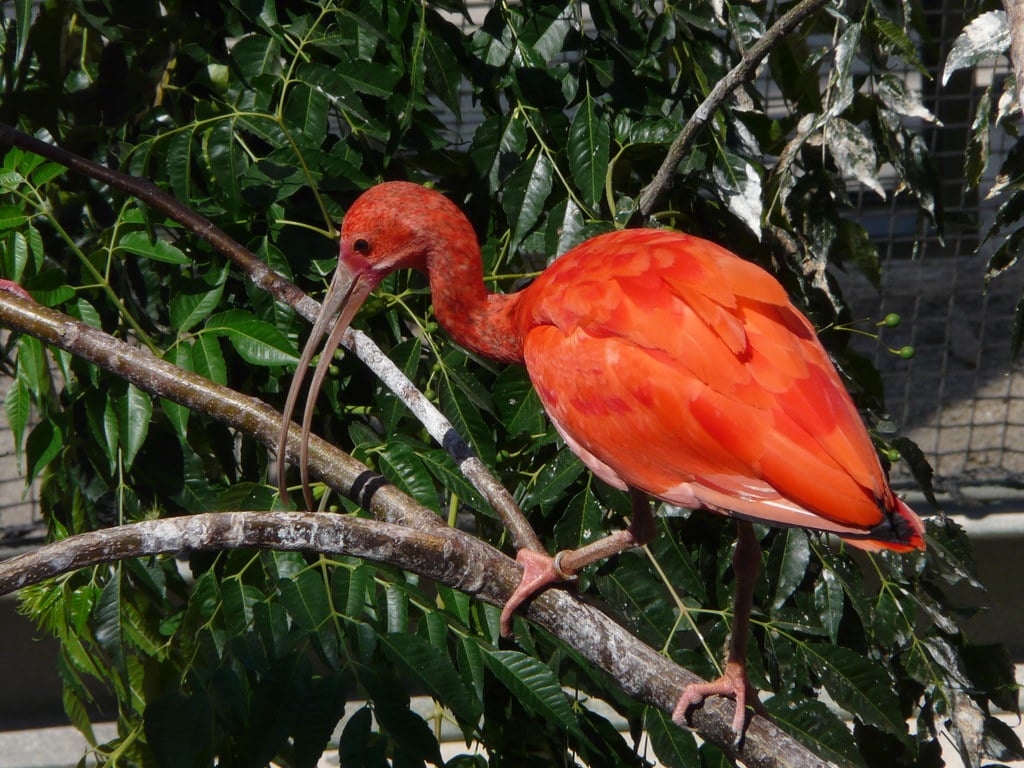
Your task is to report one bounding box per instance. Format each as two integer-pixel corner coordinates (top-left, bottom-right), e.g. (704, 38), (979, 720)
(943, 11), (1009, 85)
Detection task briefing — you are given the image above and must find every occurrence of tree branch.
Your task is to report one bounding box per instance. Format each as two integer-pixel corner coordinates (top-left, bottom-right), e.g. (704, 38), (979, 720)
(0, 122), (543, 554)
(637, 0), (830, 217)
(0, 512), (835, 768)
(1002, 0), (1024, 110)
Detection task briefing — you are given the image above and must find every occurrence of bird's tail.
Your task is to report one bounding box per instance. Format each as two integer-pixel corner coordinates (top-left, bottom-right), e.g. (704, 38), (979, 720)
(840, 496), (926, 553)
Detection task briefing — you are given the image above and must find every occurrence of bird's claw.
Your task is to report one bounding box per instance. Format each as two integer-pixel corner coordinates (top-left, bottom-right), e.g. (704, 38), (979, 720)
(671, 661), (761, 744)
(500, 548), (576, 636)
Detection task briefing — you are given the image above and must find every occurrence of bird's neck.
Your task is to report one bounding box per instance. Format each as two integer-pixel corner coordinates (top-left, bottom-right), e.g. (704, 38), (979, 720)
(424, 239), (525, 366)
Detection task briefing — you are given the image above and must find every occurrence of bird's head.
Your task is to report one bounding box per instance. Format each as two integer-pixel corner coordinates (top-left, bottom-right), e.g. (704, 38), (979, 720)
(277, 182), (463, 508)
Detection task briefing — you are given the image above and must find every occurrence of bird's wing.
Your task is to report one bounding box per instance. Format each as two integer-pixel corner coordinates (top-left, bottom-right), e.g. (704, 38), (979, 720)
(519, 230), (918, 545)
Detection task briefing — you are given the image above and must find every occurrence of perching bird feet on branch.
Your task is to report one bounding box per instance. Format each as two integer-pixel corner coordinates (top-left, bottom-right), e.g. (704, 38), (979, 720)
(499, 489), (657, 636)
(672, 659), (763, 740)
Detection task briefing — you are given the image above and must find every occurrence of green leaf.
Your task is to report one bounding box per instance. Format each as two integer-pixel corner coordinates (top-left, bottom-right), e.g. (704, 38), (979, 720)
(284, 84), (329, 148)
(379, 632), (481, 728)
(205, 121), (247, 215)
(568, 91), (609, 210)
(943, 11), (1009, 85)
(713, 152), (762, 238)
(84, 390), (119, 473)
(292, 675), (347, 768)
(646, 517), (708, 604)
(16, 330), (47, 390)
(483, 649), (581, 736)
(13, 0), (31, 66)
(278, 569), (330, 634)
(827, 23), (862, 116)
(339, 706), (389, 768)
(161, 344), (193, 439)
(439, 376), (496, 466)
(800, 643), (904, 738)
(814, 567), (844, 644)
(644, 706), (699, 768)
(167, 129), (196, 203)
(144, 691), (215, 768)
(24, 270), (74, 307)
(553, 486), (606, 557)
(837, 218), (880, 289)
(30, 161), (66, 187)
(117, 385), (153, 471)
(117, 231), (190, 265)
(520, 447), (584, 512)
(340, 61), (402, 97)
(221, 579), (259, 636)
(423, 23), (462, 117)
(169, 263), (230, 333)
(765, 698), (864, 768)
(26, 419), (62, 483)
(0, 205), (27, 231)
(377, 439), (437, 509)
(4, 377), (30, 461)
(597, 553), (674, 647)
(192, 334), (228, 386)
(3, 230), (28, 282)
(767, 529), (810, 611)
(206, 310), (299, 366)
(419, 448), (488, 514)
(231, 34), (282, 80)
(493, 366), (544, 437)
(829, 118), (884, 198)
(502, 153), (554, 253)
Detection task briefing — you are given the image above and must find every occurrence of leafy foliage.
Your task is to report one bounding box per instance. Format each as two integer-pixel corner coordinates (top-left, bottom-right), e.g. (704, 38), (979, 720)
(0, 1), (1019, 766)
(951, 8), (1024, 358)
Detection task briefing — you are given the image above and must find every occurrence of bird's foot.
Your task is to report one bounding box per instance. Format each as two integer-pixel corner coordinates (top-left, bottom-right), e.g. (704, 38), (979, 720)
(500, 548), (576, 636)
(0, 280), (31, 301)
(671, 661), (760, 743)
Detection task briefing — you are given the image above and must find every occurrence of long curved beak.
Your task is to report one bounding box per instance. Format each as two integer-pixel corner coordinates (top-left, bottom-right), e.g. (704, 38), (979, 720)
(277, 263), (375, 509)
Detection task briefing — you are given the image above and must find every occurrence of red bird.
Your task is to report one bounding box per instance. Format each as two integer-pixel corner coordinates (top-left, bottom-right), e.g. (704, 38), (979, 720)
(278, 181), (925, 735)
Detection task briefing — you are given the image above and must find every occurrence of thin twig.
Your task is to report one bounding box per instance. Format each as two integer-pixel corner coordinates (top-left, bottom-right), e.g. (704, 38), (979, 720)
(637, 0), (830, 217)
(0, 512), (837, 768)
(0, 122), (542, 554)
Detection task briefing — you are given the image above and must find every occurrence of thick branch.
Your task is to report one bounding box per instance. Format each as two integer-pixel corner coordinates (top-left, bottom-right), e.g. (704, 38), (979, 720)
(0, 292), (435, 530)
(0, 122), (542, 554)
(0, 513), (834, 768)
(1003, 0), (1024, 110)
(637, 0), (829, 217)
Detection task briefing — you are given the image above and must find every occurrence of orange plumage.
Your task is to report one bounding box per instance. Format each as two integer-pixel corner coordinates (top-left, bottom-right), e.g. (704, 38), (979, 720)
(280, 182), (925, 735)
(515, 228), (922, 550)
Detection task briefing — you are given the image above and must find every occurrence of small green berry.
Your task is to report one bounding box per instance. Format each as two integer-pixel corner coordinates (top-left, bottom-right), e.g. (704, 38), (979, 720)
(882, 313), (901, 328)
(898, 345), (915, 359)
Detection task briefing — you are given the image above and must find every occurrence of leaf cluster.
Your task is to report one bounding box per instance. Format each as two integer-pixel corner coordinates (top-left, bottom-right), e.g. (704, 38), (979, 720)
(0, 0), (1019, 766)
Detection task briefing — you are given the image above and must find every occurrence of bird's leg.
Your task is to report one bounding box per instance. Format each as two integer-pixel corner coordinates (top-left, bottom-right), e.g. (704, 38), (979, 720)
(500, 488), (655, 635)
(672, 520), (762, 741)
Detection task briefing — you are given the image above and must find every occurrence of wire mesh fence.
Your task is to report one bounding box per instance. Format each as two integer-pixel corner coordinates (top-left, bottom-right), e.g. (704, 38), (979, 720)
(839, 4), (1024, 500)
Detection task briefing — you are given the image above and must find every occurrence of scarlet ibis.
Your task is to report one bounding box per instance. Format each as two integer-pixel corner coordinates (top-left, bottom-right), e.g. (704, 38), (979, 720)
(277, 181), (925, 735)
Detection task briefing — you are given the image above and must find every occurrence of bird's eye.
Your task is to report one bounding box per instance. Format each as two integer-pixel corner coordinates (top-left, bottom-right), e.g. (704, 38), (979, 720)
(352, 238), (370, 254)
